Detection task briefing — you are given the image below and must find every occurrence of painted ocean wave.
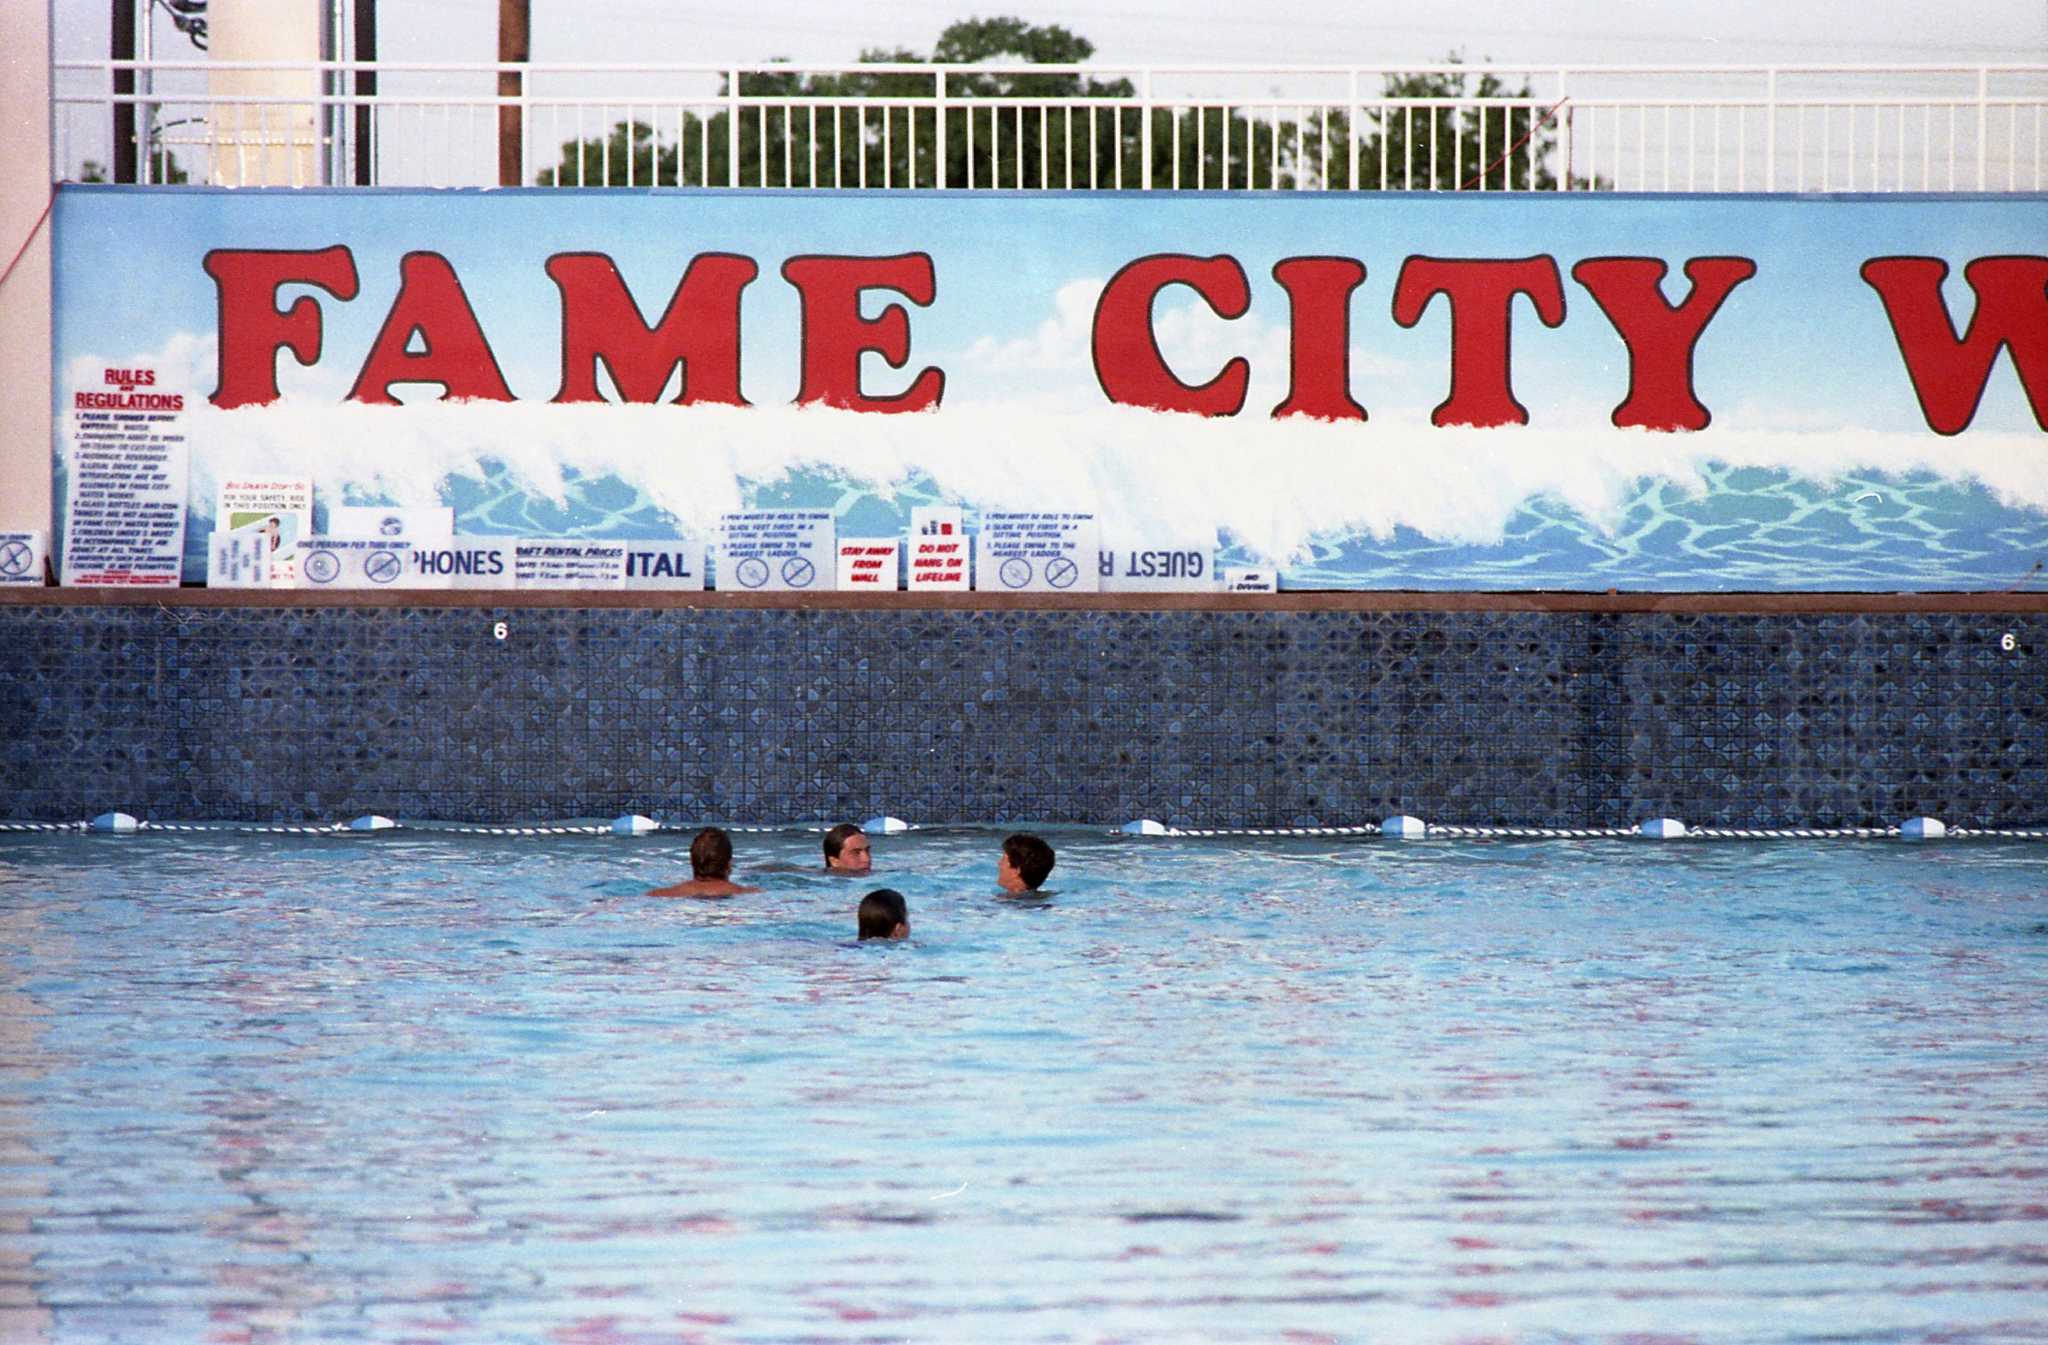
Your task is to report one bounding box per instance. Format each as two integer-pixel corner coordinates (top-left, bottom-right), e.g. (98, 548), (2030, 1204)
(50, 395), (2048, 591)
(163, 460), (2045, 592)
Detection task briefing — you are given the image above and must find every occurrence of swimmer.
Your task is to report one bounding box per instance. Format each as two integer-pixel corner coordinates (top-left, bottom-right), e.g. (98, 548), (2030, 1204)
(996, 832), (1055, 895)
(650, 827), (761, 898)
(857, 888), (909, 940)
(823, 822), (872, 874)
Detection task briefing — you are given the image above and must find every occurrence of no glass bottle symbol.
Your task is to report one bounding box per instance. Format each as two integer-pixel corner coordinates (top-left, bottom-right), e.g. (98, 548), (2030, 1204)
(781, 556), (816, 588)
(0, 540), (32, 580)
(1044, 556), (1079, 589)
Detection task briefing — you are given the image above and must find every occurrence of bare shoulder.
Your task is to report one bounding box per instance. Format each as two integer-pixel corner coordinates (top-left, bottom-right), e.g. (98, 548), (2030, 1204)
(649, 880), (731, 899)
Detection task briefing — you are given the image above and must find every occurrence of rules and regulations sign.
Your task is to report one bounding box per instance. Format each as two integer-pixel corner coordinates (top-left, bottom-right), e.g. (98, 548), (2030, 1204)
(516, 539), (627, 589)
(908, 505), (970, 590)
(836, 538), (901, 590)
(215, 477), (311, 582)
(61, 366), (189, 586)
(718, 511), (834, 592)
(975, 513), (1100, 593)
(297, 536), (422, 589)
(0, 531), (48, 587)
(207, 519), (275, 588)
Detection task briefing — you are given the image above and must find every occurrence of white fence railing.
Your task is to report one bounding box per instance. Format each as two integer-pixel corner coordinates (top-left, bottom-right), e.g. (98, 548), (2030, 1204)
(50, 61), (2048, 193)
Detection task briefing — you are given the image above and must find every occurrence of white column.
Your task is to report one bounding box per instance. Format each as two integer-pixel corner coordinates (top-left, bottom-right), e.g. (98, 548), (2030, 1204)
(208, 0), (322, 186)
(0, 0), (53, 538)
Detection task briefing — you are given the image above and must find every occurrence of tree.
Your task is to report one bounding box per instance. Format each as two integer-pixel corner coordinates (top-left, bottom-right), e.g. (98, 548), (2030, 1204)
(539, 28), (1571, 192)
(1357, 61), (1565, 191)
(77, 150), (189, 184)
(539, 17), (1135, 189)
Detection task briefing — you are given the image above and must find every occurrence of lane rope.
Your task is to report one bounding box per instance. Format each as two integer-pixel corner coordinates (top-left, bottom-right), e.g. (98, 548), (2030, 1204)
(6, 818), (2045, 841)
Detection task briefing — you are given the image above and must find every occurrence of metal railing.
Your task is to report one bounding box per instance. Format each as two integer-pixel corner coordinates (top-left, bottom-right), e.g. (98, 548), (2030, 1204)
(50, 60), (2048, 192)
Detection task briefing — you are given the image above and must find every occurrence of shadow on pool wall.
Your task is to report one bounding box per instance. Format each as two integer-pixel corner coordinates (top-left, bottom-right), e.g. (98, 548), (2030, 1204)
(0, 593), (2043, 830)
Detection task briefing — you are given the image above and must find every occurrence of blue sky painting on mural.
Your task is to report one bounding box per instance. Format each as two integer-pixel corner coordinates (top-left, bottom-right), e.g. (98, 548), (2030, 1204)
(49, 185), (2048, 589)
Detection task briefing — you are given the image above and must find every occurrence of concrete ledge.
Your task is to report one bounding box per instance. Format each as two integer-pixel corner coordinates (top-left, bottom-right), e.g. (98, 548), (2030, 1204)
(4, 587), (2045, 614)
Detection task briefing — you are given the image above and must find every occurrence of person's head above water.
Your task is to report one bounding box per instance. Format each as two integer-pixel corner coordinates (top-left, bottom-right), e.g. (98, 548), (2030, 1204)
(823, 823), (872, 874)
(690, 827), (734, 880)
(997, 833), (1055, 893)
(858, 888), (908, 940)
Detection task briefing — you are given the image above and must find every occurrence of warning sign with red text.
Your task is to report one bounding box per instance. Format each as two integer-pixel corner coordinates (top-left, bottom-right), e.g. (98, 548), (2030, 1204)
(836, 538), (901, 590)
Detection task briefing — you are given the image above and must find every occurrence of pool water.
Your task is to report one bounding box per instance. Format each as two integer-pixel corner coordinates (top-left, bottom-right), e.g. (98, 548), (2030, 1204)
(2, 829), (2045, 1343)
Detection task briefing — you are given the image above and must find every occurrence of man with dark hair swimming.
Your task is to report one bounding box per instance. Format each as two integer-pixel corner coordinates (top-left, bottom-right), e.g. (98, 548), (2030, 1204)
(858, 888), (909, 940)
(996, 832), (1055, 894)
(650, 827), (761, 898)
(823, 823), (872, 874)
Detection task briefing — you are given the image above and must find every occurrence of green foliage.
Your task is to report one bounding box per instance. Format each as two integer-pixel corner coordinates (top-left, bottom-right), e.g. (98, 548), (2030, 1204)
(77, 149), (190, 184)
(537, 27), (1570, 192)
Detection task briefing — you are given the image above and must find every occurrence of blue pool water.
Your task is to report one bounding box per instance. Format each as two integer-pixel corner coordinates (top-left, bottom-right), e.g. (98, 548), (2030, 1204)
(2, 830), (2045, 1343)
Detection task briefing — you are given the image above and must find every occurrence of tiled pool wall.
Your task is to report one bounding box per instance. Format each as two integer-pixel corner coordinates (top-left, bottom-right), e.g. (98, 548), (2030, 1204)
(1, 602), (2042, 829)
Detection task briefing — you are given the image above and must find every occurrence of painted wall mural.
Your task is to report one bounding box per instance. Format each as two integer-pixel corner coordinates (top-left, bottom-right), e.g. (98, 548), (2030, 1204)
(51, 185), (2048, 589)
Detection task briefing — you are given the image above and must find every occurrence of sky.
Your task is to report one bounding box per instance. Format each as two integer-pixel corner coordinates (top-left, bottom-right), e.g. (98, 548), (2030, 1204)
(54, 0), (2048, 69)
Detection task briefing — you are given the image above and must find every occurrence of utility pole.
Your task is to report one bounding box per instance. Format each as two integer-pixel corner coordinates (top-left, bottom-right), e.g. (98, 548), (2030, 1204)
(111, 0), (136, 182)
(498, 0), (528, 186)
(354, 0), (376, 184)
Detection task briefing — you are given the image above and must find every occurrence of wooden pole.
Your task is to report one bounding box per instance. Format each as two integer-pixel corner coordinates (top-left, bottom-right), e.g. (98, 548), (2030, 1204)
(498, 0), (528, 186)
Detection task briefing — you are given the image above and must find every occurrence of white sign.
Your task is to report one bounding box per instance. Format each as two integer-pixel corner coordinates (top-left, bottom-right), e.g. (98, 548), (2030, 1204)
(1222, 567), (1278, 593)
(837, 538), (901, 590)
(207, 519), (274, 588)
(718, 511), (835, 592)
(516, 539), (628, 589)
(61, 365), (189, 586)
(0, 532), (47, 587)
(216, 477), (311, 582)
(975, 512), (1100, 593)
(328, 505), (454, 539)
(411, 538), (516, 590)
(623, 540), (706, 592)
(1098, 536), (1218, 592)
(908, 505), (970, 590)
(297, 536), (422, 589)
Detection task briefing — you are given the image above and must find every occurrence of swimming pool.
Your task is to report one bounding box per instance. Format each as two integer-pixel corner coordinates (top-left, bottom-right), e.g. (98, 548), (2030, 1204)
(2, 828), (2044, 1343)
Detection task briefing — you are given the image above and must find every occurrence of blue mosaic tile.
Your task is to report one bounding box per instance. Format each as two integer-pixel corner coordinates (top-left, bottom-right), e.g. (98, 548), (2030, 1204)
(1, 605), (2044, 828)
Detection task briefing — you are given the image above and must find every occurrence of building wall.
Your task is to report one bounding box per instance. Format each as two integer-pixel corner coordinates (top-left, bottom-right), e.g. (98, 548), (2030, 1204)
(2, 600), (2040, 829)
(1, 0), (53, 539)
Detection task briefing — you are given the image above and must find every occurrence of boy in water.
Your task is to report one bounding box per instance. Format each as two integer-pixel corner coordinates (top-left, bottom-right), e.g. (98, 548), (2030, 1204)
(823, 823), (872, 874)
(996, 833), (1055, 894)
(858, 888), (909, 940)
(650, 827), (761, 898)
